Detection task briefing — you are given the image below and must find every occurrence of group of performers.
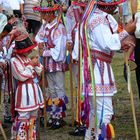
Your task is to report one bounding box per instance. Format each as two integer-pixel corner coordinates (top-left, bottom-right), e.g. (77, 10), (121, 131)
(0, 0), (138, 139)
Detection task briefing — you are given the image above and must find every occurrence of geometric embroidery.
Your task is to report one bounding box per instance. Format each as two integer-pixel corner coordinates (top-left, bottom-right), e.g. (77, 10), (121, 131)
(88, 83), (117, 95)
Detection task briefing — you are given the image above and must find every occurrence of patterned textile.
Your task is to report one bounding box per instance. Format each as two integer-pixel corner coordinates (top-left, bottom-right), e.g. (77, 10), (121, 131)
(46, 95), (68, 119)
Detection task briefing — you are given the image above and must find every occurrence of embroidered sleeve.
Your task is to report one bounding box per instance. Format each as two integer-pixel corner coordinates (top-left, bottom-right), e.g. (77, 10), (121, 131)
(50, 24), (67, 62)
(92, 23), (122, 51)
(35, 25), (45, 43)
(11, 58), (34, 82)
(66, 7), (76, 41)
(119, 30), (129, 41)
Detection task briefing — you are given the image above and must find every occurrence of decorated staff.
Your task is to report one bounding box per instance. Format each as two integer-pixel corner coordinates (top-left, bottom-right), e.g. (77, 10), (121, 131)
(10, 29), (44, 140)
(65, 0), (87, 135)
(34, 0), (68, 130)
(118, 3), (139, 140)
(79, 0), (137, 139)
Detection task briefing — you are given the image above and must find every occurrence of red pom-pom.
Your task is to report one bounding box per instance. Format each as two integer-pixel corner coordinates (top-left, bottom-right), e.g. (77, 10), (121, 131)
(58, 99), (64, 107)
(61, 112), (66, 118)
(107, 124), (111, 139)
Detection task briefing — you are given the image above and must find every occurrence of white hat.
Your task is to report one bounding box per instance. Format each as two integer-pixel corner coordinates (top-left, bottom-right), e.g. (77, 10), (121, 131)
(0, 13), (7, 34)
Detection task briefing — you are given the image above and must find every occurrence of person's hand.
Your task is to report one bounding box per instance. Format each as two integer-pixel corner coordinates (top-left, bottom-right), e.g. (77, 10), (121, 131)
(66, 41), (73, 52)
(125, 18), (137, 34)
(0, 62), (6, 70)
(121, 35), (136, 51)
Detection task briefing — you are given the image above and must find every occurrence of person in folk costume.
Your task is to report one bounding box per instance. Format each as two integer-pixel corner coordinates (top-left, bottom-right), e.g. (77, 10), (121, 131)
(65, 0), (87, 136)
(10, 29), (44, 140)
(0, 13), (13, 125)
(1, 16), (29, 125)
(34, 0), (68, 129)
(79, 0), (137, 139)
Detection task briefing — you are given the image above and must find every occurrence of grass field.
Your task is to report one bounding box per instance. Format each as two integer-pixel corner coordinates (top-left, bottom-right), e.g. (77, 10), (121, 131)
(0, 52), (140, 140)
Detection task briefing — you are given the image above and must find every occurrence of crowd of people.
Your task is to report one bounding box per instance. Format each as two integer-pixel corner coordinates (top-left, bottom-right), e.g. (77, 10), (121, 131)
(0, 0), (139, 140)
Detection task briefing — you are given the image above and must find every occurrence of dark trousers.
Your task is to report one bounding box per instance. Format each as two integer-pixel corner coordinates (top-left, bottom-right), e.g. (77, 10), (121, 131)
(134, 38), (140, 98)
(13, 10), (22, 18)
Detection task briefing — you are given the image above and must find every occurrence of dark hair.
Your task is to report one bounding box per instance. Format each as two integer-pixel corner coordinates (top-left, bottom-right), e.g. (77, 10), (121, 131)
(15, 37), (33, 50)
(3, 23), (12, 33)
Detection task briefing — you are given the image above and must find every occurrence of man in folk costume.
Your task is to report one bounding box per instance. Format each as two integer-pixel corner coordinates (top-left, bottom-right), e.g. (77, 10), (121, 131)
(66, 0), (85, 87)
(65, 0), (87, 136)
(34, 0), (68, 129)
(0, 13), (13, 125)
(79, 0), (137, 139)
(10, 29), (44, 140)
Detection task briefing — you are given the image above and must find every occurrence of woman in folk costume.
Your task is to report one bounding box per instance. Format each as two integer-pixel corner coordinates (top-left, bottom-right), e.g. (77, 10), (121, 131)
(79, 0), (137, 139)
(65, 0), (87, 136)
(34, 0), (68, 129)
(10, 29), (44, 140)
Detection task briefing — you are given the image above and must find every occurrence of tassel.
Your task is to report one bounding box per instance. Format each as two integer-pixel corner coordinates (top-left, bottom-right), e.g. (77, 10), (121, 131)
(108, 124), (115, 138)
(98, 134), (104, 140)
(55, 107), (60, 112)
(62, 104), (66, 111)
(54, 98), (59, 105)
(101, 123), (106, 138)
(58, 99), (64, 107)
(64, 96), (68, 104)
(46, 106), (52, 112)
(106, 124), (112, 139)
(48, 98), (52, 106)
(61, 112), (66, 118)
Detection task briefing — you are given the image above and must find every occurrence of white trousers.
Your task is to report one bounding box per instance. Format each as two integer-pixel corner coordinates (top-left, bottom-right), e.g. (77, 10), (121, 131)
(85, 96), (113, 140)
(46, 71), (65, 98)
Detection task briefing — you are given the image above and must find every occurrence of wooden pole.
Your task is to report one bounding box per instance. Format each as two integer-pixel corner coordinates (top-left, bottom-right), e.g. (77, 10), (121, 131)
(37, 108), (40, 140)
(69, 50), (74, 127)
(42, 57), (47, 129)
(124, 52), (139, 140)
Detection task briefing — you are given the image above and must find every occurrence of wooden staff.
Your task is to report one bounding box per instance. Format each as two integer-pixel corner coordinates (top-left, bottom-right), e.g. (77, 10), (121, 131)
(42, 57), (47, 129)
(38, 42), (47, 130)
(37, 108), (41, 140)
(0, 121), (7, 140)
(0, 74), (2, 106)
(69, 49), (74, 127)
(124, 52), (139, 140)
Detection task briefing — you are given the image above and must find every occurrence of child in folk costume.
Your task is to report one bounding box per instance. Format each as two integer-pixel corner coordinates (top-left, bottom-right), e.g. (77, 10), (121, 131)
(79, 0), (137, 139)
(65, 0), (87, 136)
(10, 29), (44, 140)
(35, 0), (68, 129)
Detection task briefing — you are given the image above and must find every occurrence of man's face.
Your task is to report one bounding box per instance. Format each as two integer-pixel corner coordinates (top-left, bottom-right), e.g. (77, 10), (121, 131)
(41, 12), (55, 22)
